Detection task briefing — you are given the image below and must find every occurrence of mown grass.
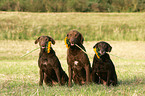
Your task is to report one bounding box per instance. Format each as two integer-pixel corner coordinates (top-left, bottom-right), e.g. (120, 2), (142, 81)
(0, 40), (145, 95)
(0, 12), (145, 41)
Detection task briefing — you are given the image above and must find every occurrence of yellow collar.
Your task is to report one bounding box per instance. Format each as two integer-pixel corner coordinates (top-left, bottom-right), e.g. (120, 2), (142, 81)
(64, 37), (70, 48)
(93, 48), (100, 59)
(47, 41), (51, 53)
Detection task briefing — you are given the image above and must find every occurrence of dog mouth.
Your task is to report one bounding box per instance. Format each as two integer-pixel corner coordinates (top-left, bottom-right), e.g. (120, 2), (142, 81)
(41, 46), (46, 49)
(70, 43), (75, 46)
(99, 51), (105, 55)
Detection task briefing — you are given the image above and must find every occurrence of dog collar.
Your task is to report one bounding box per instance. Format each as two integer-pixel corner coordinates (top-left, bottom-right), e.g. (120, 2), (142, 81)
(46, 41), (51, 53)
(93, 48), (101, 59)
(64, 37), (70, 48)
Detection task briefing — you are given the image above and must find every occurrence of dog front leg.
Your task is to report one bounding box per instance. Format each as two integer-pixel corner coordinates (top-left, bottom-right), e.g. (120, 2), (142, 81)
(39, 69), (44, 86)
(55, 67), (61, 85)
(113, 73), (118, 86)
(85, 65), (90, 84)
(107, 70), (111, 86)
(68, 65), (73, 87)
(90, 70), (95, 82)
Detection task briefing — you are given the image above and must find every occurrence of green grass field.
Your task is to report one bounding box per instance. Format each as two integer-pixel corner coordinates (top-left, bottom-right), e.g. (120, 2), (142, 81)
(0, 12), (145, 41)
(0, 12), (145, 95)
(0, 40), (145, 95)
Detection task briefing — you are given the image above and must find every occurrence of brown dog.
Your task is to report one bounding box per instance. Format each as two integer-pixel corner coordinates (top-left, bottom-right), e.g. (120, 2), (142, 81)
(91, 41), (117, 86)
(66, 30), (91, 87)
(35, 36), (68, 86)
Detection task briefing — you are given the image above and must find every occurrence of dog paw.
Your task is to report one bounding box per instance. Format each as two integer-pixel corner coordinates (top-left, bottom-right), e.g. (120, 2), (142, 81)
(39, 81), (43, 86)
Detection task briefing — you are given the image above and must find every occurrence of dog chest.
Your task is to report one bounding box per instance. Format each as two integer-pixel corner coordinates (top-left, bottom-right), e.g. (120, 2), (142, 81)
(96, 62), (109, 72)
(72, 60), (84, 70)
(39, 57), (54, 71)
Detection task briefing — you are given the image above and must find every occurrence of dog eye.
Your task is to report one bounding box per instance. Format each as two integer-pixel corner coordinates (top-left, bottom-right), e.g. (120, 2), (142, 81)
(97, 48), (100, 51)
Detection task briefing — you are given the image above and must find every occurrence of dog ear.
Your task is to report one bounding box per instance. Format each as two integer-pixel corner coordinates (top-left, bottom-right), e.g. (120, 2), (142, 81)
(67, 33), (69, 37)
(80, 33), (84, 44)
(35, 37), (40, 44)
(49, 36), (55, 45)
(93, 43), (98, 49)
(106, 43), (112, 52)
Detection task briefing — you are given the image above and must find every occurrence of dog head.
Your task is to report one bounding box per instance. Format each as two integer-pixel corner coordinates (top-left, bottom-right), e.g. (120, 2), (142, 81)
(66, 30), (84, 47)
(35, 36), (55, 50)
(93, 41), (112, 56)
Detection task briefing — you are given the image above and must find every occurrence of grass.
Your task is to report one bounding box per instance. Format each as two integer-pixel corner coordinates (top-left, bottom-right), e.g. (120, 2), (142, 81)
(0, 40), (145, 95)
(0, 12), (145, 41)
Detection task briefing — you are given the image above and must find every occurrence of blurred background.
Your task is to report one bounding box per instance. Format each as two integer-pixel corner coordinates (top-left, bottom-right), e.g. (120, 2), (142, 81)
(0, 0), (145, 12)
(0, 0), (145, 41)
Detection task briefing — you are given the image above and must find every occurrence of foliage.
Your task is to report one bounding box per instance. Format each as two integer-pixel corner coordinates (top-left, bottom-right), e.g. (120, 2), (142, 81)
(0, 0), (145, 12)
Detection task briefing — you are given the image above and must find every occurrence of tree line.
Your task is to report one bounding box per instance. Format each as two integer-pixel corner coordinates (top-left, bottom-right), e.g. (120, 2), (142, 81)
(0, 0), (145, 12)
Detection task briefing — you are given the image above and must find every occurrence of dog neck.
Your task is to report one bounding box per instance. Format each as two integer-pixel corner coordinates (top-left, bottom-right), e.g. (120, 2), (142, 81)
(40, 47), (55, 55)
(96, 53), (110, 61)
(68, 44), (86, 55)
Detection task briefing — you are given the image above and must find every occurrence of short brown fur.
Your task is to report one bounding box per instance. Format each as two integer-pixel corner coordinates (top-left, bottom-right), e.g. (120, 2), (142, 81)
(66, 30), (91, 87)
(91, 41), (117, 86)
(35, 36), (68, 86)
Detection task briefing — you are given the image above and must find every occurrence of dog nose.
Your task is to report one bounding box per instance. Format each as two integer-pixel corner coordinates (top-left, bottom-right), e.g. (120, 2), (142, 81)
(71, 38), (75, 43)
(41, 43), (45, 47)
(100, 50), (105, 55)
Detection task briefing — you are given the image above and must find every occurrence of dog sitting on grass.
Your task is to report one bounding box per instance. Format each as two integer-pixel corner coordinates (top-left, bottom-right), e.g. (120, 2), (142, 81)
(65, 30), (92, 87)
(35, 36), (68, 86)
(91, 41), (118, 86)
